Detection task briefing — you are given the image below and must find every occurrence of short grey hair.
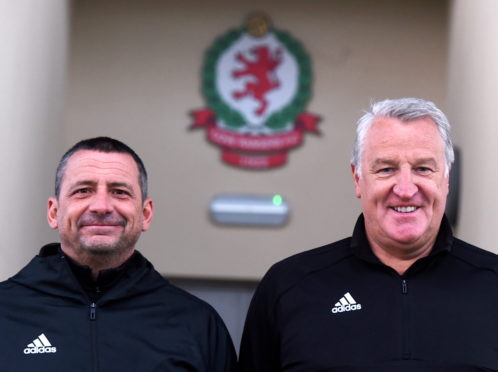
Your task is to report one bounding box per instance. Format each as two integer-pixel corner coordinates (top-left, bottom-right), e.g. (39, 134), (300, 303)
(351, 98), (454, 177)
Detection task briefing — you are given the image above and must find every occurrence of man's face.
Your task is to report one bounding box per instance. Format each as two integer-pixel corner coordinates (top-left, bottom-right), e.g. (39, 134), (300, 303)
(352, 117), (449, 253)
(47, 150), (153, 259)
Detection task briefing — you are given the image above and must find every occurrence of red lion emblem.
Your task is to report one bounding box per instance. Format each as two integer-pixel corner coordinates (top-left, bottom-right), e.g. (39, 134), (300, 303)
(232, 46), (283, 116)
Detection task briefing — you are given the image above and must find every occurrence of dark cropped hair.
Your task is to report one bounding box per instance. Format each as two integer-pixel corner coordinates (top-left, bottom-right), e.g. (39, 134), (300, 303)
(55, 137), (148, 201)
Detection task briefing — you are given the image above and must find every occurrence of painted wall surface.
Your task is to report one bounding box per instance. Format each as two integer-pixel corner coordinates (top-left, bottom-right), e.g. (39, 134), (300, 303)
(62, 0), (449, 280)
(0, 0), (68, 279)
(447, 0), (498, 255)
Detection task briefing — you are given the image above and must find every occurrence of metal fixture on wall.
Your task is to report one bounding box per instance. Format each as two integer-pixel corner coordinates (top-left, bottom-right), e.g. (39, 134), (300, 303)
(210, 194), (289, 227)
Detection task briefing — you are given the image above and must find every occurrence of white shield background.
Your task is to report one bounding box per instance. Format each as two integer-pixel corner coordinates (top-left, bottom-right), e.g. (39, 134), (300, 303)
(216, 33), (299, 134)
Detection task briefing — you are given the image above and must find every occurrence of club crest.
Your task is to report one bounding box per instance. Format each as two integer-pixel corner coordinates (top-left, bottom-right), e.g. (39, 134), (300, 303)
(191, 13), (320, 169)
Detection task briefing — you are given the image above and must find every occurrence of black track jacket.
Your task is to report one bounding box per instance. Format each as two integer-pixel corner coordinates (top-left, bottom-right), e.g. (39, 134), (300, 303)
(0, 244), (236, 372)
(238, 215), (498, 371)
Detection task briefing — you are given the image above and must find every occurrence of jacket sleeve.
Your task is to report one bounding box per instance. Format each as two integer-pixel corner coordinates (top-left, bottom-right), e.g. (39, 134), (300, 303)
(237, 269), (281, 371)
(206, 310), (237, 372)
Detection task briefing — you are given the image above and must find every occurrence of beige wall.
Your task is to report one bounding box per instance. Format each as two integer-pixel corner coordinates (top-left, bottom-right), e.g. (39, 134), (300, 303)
(62, 0), (449, 280)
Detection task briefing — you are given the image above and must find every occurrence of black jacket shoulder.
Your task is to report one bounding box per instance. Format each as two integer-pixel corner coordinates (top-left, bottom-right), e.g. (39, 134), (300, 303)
(259, 238), (353, 303)
(450, 238), (498, 275)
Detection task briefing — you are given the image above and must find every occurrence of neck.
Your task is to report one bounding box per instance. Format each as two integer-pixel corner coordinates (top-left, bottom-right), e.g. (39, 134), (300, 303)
(368, 236), (435, 276)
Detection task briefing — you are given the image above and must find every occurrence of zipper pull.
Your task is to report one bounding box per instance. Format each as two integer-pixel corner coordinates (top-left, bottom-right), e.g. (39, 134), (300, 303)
(89, 302), (97, 320)
(402, 279), (408, 294)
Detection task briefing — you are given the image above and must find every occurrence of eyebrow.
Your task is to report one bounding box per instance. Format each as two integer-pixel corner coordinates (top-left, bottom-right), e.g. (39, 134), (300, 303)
(108, 182), (136, 197)
(370, 158), (398, 168)
(413, 158), (438, 167)
(68, 180), (96, 190)
(370, 157), (439, 168)
(67, 180), (136, 197)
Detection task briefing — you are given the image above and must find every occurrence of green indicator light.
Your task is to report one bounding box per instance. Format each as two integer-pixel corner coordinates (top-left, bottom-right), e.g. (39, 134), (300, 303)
(272, 194), (283, 206)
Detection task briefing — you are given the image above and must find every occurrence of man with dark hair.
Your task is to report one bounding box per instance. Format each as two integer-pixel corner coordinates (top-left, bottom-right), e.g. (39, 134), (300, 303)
(54, 137), (149, 201)
(0, 137), (236, 371)
(238, 98), (498, 371)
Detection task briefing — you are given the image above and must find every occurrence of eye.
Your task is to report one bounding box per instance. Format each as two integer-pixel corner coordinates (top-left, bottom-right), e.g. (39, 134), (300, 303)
(75, 188), (91, 194)
(376, 167), (394, 174)
(112, 189), (131, 198)
(415, 167), (433, 174)
(71, 188), (93, 198)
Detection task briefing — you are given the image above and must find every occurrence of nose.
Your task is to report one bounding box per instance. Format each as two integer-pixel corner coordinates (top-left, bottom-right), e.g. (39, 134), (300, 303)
(88, 190), (113, 214)
(393, 169), (418, 199)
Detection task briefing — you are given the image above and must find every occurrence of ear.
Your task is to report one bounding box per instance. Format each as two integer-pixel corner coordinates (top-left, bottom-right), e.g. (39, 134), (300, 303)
(47, 197), (59, 229)
(141, 198), (154, 231)
(351, 164), (362, 198)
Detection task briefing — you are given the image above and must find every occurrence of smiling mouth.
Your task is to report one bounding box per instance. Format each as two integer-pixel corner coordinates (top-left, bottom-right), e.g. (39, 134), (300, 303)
(80, 225), (123, 236)
(80, 224), (123, 232)
(391, 206), (419, 213)
(78, 216), (126, 228)
(82, 223), (121, 227)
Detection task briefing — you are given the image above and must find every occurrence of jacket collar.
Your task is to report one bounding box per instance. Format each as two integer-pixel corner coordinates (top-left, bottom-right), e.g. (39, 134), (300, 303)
(10, 243), (166, 304)
(63, 247), (139, 302)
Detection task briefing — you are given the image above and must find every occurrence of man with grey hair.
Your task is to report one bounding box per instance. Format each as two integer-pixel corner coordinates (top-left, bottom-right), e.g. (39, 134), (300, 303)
(238, 98), (498, 371)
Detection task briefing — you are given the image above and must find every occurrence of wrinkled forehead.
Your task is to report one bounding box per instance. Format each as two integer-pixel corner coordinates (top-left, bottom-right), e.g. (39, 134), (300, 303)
(363, 117), (446, 159)
(62, 150), (140, 185)
(367, 117), (443, 145)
